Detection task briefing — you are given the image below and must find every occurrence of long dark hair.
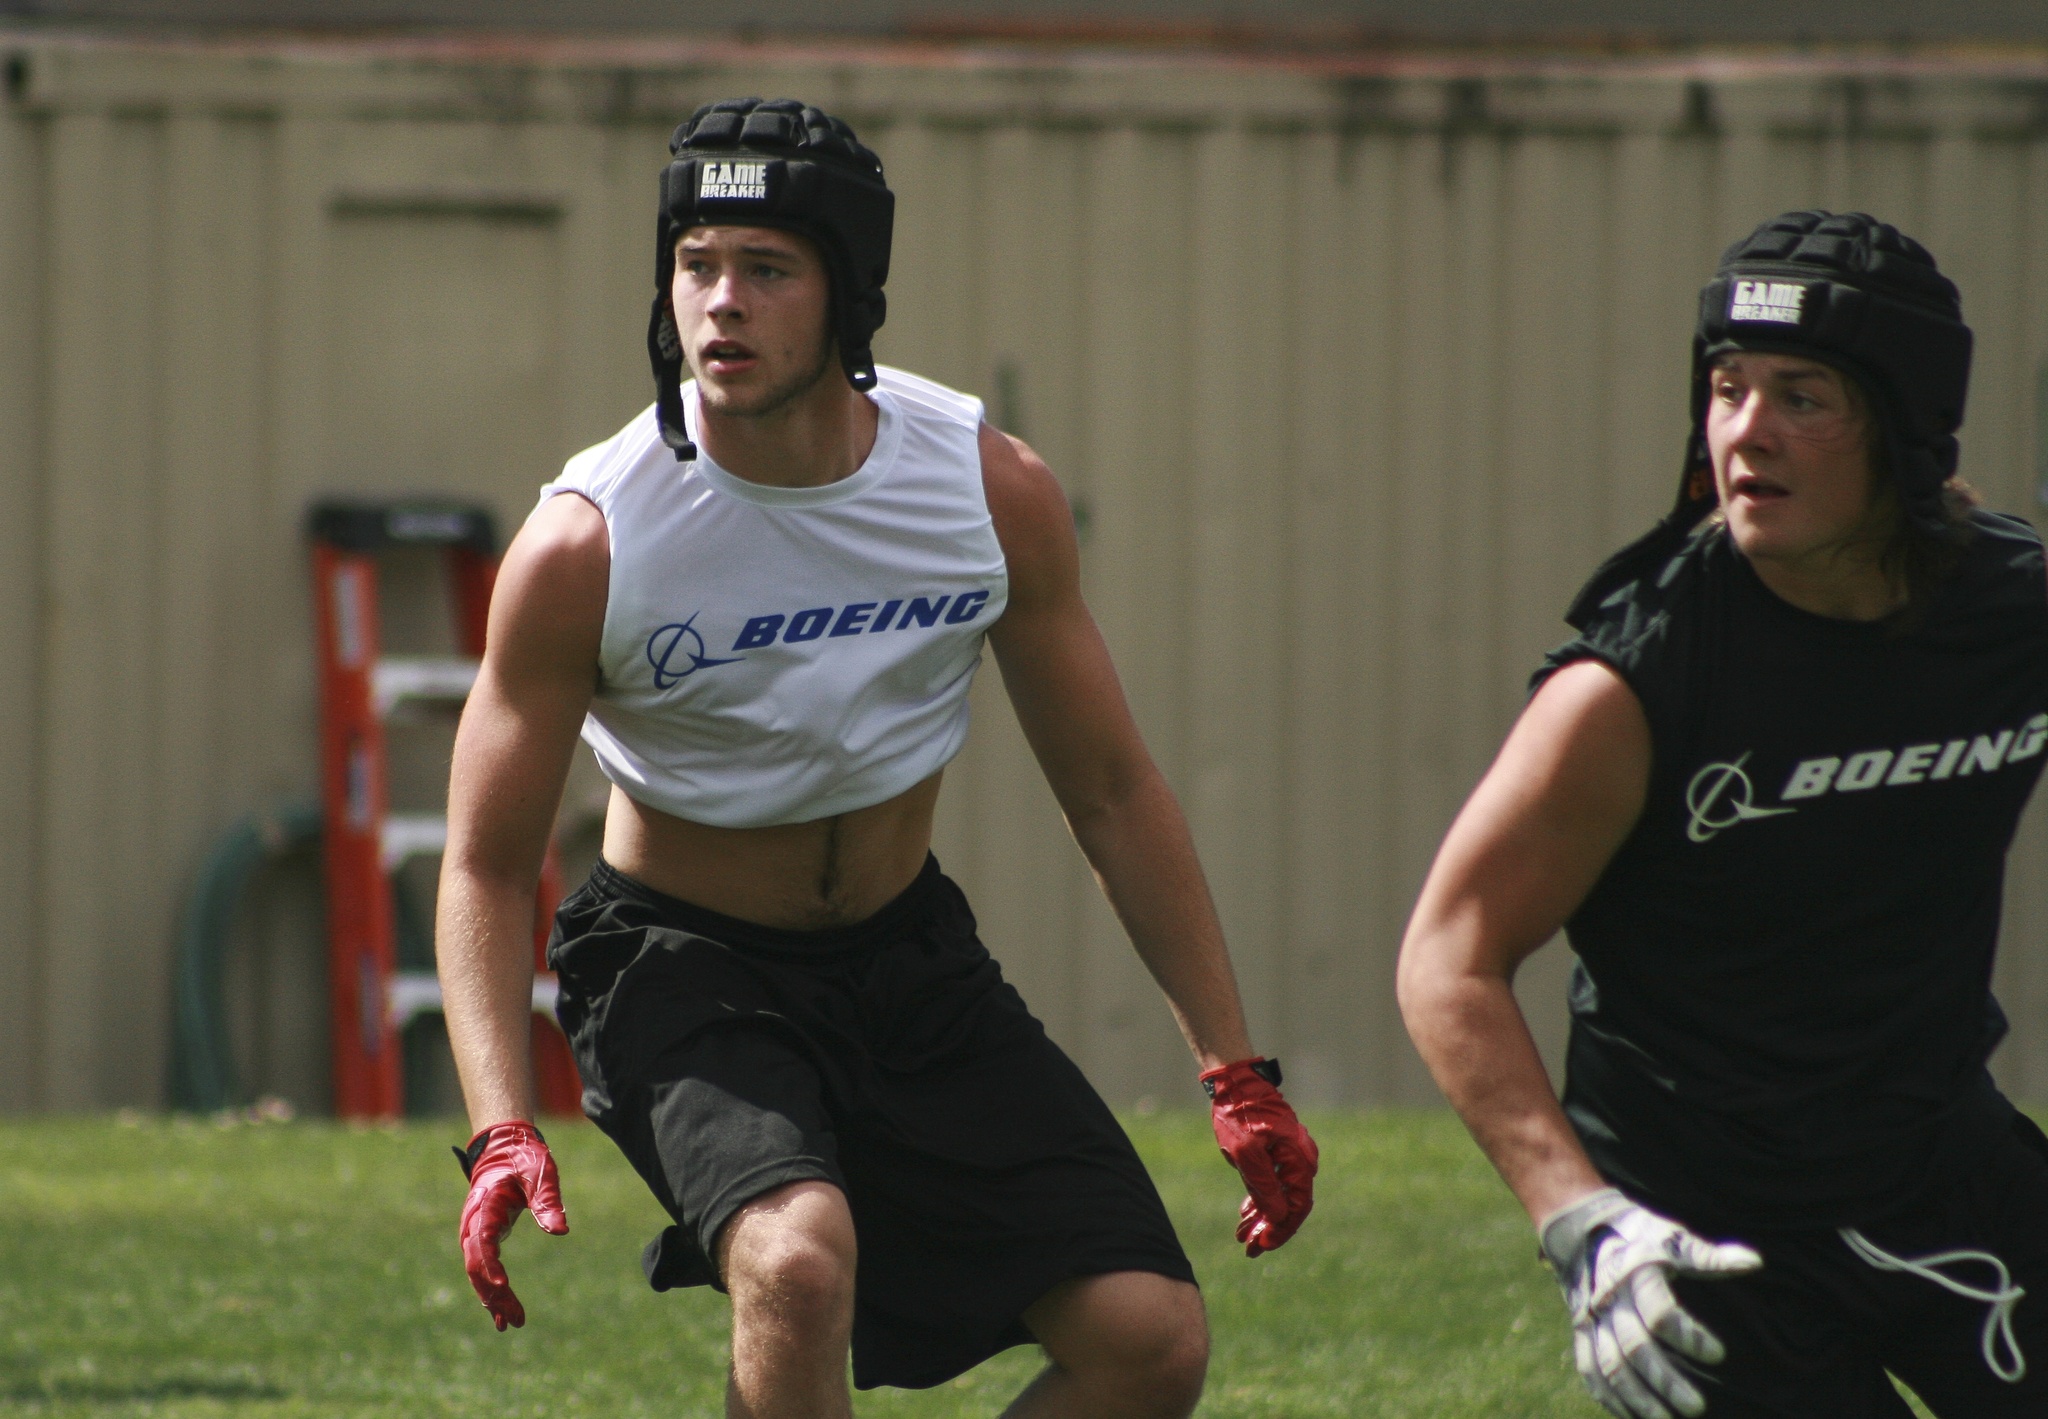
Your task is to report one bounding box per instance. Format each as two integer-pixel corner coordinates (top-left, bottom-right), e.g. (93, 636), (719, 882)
(1851, 374), (1980, 619)
(1877, 476), (1979, 622)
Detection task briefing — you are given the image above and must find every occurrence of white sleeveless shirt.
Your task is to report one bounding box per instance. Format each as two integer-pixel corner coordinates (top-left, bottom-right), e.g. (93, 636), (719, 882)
(534, 367), (1008, 829)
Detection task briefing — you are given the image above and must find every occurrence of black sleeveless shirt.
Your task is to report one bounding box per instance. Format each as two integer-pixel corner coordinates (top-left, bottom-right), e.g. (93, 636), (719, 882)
(1536, 511), (2048, 1230)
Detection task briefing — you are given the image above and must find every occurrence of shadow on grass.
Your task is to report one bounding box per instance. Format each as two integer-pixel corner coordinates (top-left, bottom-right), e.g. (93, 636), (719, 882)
(0, 1375), (288, 1403)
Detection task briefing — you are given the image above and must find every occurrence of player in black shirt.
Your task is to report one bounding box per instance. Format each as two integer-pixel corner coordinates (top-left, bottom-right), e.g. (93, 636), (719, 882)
(1399, 210), (2048, 1418)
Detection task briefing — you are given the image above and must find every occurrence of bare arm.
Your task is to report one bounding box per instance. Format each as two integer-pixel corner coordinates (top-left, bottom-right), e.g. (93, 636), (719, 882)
(980, 425), (1254, 1069)
(438, 493), (608, 1131)
(1395, 658), (1649, 1224)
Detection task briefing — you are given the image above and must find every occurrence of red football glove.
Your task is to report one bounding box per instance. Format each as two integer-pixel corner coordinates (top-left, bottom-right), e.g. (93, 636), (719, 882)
(1202, 1057), (1318, 1256)
(454, 1121), (569, 1331)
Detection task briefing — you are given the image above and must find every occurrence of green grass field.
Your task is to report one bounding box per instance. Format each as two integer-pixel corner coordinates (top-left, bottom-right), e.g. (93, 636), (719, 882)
(0, 1110), (1934, 1417)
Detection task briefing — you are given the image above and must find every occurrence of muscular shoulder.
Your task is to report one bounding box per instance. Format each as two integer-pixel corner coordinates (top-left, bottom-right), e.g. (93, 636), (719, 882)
(979, 424), (1077, 604)
(491, 493), (609, 673)
(1509, 658), (1651, 843)
(515, 493), (609, 582)
(1529, 657), (1646, 737)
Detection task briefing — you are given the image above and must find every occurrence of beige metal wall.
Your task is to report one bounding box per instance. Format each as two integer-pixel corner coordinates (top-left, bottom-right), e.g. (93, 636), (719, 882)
(6, 34), (2048, 1112)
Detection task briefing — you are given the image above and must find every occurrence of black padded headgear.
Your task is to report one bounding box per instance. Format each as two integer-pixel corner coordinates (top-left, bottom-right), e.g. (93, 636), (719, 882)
(648, 97), (894, 460)
(1566, 211), (1972, 628)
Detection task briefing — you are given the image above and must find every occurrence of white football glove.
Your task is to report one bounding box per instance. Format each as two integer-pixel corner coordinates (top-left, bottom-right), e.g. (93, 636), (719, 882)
(1539, 1189), (1763, 1418)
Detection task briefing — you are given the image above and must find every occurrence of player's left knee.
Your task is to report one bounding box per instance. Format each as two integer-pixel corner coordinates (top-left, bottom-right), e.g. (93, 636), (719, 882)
(1108, 1322), (1207, 1415)
(1138, 1308), (1209, 1415)
(1058, 1276), (1208, 1414)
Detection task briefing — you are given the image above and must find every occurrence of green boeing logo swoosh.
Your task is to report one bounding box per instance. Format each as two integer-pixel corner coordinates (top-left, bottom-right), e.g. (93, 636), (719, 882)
(1684, 752), (1797, 844)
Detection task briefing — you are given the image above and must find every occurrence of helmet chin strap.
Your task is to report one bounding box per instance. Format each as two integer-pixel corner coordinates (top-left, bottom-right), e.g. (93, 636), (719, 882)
(648, 298), (696, 462)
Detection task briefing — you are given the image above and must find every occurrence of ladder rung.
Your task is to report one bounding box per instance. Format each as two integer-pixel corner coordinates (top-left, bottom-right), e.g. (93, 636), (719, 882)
(388, 971), (443, 1030)
(387, 971), (561, 1030)
(380, 813), (448, 870)
(373, 656), (480, 716)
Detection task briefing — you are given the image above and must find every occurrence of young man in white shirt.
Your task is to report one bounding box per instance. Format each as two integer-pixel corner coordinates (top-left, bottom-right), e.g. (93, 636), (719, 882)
(438, 98), (1316, 1419)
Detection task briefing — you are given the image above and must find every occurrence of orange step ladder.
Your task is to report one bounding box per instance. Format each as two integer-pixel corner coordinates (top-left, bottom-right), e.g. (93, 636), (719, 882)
(308, 499), (582, 1120)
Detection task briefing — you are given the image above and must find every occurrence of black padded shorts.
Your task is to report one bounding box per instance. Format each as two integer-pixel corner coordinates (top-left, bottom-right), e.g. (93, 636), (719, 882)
(1662, 1106), (2048, 1417)
(547, 855), (1195, 1391)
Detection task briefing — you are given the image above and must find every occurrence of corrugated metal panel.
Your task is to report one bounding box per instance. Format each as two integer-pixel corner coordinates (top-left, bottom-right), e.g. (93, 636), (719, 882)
(4, 34), (2048, 1110)
(0, 87), (45, 1113)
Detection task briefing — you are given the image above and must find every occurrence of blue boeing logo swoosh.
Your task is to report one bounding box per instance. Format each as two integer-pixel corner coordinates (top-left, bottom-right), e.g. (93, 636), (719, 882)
(647, 613), (743, 689)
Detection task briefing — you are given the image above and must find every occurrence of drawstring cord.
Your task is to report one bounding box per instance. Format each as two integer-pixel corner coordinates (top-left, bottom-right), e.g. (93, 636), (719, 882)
(1840, 1227), (2027, 1384)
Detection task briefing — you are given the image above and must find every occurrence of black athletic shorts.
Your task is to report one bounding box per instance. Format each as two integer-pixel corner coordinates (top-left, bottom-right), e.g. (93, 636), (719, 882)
(1654, 1106), (2048, 1417)
(547, 854), (1196, 1391)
